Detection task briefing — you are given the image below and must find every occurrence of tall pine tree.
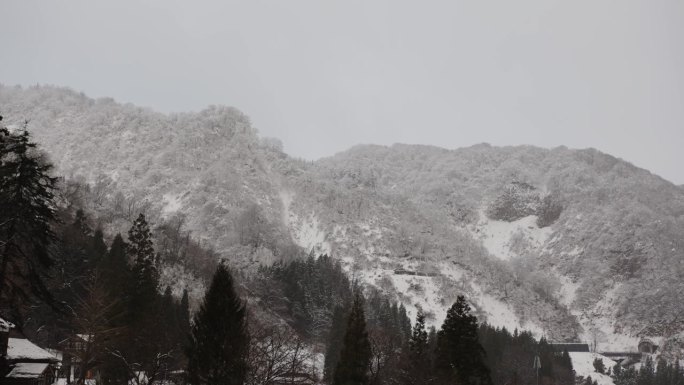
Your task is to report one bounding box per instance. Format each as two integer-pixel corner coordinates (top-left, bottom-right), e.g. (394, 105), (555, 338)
(0, 120), (59, 316)
(435, 295), (492, 385)
(125, 214), (166, 379)
(401, 309), (432, 385)
(98, 233), (130, 301)
(325, 303), (350, 382)
(187, 264), (249, 385)
(91, 228), (108, 267)
(127, 214), (158, 322)
(333, 293), (372, 385)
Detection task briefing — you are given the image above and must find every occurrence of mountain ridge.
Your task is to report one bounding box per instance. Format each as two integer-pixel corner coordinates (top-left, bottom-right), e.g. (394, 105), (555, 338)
(2, 84), (684, 352)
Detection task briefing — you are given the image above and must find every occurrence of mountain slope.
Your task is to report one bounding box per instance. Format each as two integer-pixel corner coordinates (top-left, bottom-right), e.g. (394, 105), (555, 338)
(2, 84), (683, 349)
(298, 143), (684, 347)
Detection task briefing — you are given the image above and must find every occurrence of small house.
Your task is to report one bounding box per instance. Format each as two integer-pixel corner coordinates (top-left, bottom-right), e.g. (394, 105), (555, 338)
(1, 316), (61, 385)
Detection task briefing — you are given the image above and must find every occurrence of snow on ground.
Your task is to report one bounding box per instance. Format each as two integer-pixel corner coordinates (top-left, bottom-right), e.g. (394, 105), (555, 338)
(326, 211), (545, 338)
(569, 352), (616, 385)
(471, 210), (552, 261)
(344, 255), (543, 339)
(555, 271), (640, 352)
(474, 289), (544, 337)
(556, 273), (580, 308)
(390, 273), (448, 326)
(293, 213), (331, 255)
(279, 190), (331, 255)
(161, 193), (183, 215)
(354, 222), (390, 258)
(575, 284), (639, 352)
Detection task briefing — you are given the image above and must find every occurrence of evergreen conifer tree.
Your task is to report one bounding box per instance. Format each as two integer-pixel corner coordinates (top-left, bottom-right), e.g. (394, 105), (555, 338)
(123, 215), (164, 376)
(655, 359), (668, 385)
(175, 288), (191, 368)
(91, 228), (108, 266)
(639, 357), (655, 385)
(127, 214), (158, 322)
(99, 234), (130, 296)
(178, 288), (191, 336)
(325, 304), (350, 382)
(593, 358), (606, 374)
(97, 233), (131, 385)
(398, 304), (412, 340)
(401, 309), (431, 385)
(128, 214), (155, 266)
(73, 209), (92, 237)
(158, 286), (181, 371)
(333, 293), (372, 385)
(0, 121), (58, 312)
(674, 360), (683, 385)
(434, 295), (492, 385)
(187, 264), (249, 385)
(562, 350), (573, 372)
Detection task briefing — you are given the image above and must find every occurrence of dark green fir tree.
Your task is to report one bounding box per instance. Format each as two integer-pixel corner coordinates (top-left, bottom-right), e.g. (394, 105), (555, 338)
(333, 293), (372, 385)
(187, 264), (249, 385)
(325, 303), (350, 382)
(435, 295), (492, 385)
(98, 233), (130, 297)
(127, 214), (159, 322)
(0, 120), (58, 315)
(91, 228), (108, 266)
(401, 309), (432, 385)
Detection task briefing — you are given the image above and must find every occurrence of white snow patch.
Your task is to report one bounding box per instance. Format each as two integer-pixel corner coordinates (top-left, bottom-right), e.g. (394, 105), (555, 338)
(391, 273), (447, 324)
(471, 211), (553, 260)
(575, 284), (640, 352)
(555, 274), (639, 352)
(294, 213), (330, 255)
(161, 193), (183, 215)
(356, 260), (543, 338)
(475, 291), (544, 337)
(279, 189), (331, 255)
(556, 273), (580, 308)
(569, 352), (616, 385)
(463, 281), (544, 337)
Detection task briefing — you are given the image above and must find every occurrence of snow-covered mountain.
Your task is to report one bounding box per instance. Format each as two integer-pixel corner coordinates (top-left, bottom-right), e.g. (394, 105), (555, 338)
(2, 84), (684, 351)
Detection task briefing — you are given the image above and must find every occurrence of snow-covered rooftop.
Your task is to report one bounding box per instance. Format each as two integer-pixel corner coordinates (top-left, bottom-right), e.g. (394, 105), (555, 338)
(0, 316), (15, 332)
(7, 338), (59, 362)
(6, 362), (50, 378)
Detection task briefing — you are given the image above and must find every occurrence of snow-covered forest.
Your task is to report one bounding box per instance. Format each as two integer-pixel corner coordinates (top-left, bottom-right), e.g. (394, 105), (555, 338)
(2, 85), (684, 385)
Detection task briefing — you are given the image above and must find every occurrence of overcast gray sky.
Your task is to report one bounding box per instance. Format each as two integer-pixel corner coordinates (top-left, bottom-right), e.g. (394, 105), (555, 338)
(1, 0), (683, 183)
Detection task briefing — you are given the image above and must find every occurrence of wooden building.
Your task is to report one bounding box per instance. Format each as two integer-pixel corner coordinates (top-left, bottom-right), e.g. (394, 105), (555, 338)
(1, 316), (61, 385)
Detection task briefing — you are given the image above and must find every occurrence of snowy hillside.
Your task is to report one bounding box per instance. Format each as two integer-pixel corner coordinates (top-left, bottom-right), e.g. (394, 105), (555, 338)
(3, 85), (684, 349)
(569, 352), (617, 385)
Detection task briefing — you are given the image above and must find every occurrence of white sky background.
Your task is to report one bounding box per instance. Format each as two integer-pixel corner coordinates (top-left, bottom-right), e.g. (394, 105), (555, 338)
(1, 1), (683, 184)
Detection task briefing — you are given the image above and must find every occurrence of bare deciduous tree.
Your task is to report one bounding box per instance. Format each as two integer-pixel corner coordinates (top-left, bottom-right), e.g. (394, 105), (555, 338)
(247, 324), (316, 385)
